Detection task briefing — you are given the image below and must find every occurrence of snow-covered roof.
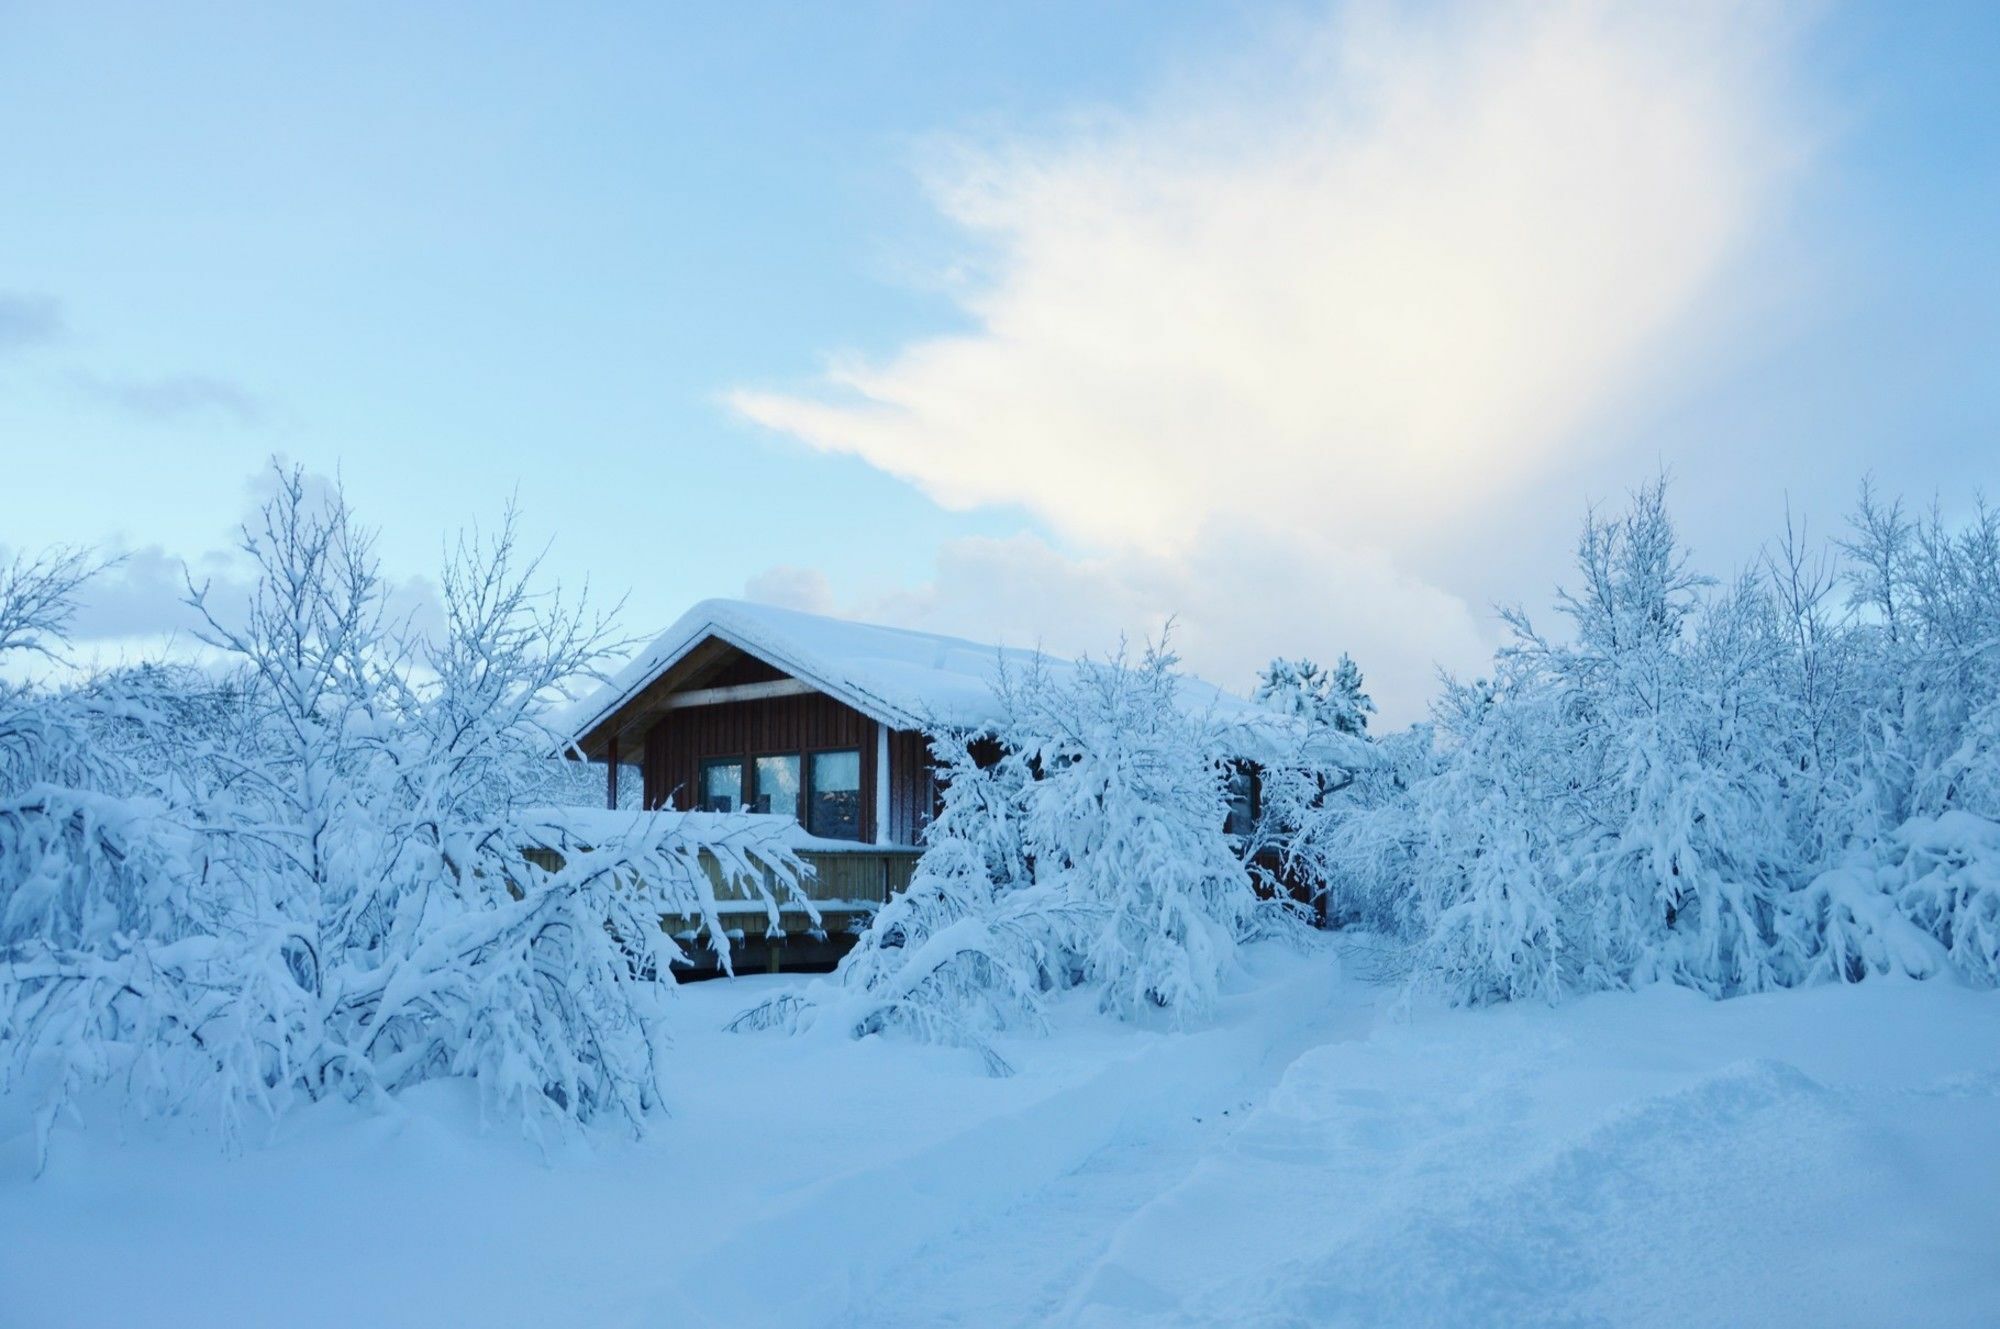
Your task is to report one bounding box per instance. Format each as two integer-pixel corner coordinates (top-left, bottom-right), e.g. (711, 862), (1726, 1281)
(560, 598), (1292, 753)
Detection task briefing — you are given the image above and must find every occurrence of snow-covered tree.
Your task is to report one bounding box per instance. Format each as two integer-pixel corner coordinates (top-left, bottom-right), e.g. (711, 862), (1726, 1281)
(1315, 475), (2000, 1004)
(747, 637), (1274, 1064)
(2, 466), (806, 1158)
(1255, 654), (1374, 737)
(1347, 482), (1802, 1002)
(1776, 488), (2000, 985)
(1241, 653), (1383, 926)
(1006, 642), (1268, 1019)
(739, 722), (1079, 1072)
(1404, 678), (1571, 1003)
(1519, 534), (1795, 998)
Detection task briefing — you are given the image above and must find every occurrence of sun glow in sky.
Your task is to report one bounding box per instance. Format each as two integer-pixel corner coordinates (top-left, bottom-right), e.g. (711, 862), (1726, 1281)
(2, 1), (1996, 721)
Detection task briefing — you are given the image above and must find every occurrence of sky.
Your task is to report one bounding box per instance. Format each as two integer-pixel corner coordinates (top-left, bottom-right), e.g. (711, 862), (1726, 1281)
(2, 0), (1996, 723)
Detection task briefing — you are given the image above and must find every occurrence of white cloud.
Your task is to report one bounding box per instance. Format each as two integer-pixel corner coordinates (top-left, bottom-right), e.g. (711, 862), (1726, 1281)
(1, 464), (446, 686)
(735, 1), (1797, 553)
(728, 1), (1804, 718)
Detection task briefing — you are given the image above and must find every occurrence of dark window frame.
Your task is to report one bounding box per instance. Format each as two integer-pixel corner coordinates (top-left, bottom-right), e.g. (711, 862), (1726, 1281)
(750, 752), (803, 819)
(806, 746), (865, 841)
(699, 756), (747, 814)
(1224, 762), (1260, 839)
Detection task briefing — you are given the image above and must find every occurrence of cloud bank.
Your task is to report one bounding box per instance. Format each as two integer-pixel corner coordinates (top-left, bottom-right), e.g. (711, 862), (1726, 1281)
(4, 466), (444, 683)
(731, 1), (1804, 722)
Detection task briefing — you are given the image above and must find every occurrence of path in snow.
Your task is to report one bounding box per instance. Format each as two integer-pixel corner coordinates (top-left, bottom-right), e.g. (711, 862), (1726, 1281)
(847, 1123), (1233, 1328)
(839, 958), (1388, 1329)
(844, 973), (2000, 1329)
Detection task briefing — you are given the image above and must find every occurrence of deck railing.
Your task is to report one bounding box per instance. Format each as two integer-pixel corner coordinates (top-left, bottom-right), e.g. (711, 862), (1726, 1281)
(519, 818), (920, 971)
(656, 843), (918, 908)
(787, 845), (919, 906)
(663, 843), (922, 971)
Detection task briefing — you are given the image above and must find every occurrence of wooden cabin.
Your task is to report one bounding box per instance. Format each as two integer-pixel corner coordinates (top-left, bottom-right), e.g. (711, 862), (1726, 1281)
(562, 599), (1291, 970)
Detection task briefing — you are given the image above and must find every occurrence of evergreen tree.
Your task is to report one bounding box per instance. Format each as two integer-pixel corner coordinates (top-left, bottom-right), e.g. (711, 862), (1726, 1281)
(1254, 654), (1375, 736)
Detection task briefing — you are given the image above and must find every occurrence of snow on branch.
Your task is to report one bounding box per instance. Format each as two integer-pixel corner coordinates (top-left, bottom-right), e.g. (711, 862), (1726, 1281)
(737, 635), (1285, 1067)
(1309, 476), (2000, 1005)
(1, 462), (802, 1162)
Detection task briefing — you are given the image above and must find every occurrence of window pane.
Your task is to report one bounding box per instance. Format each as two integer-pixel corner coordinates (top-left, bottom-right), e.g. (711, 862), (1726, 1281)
(753, 754), (801, 818)
(1225, 766), (1257, 838)
(808, 749), (863, 840)
(700, 759), (744, 813)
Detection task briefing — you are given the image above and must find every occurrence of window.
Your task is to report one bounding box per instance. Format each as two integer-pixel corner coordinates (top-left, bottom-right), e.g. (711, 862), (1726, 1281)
(700, 758), (745, 813)
(1225, 764), (1259, 839)
(752, 754), (801, 817)
(695, 750), (858, 831)
(808, 749), (863, 840)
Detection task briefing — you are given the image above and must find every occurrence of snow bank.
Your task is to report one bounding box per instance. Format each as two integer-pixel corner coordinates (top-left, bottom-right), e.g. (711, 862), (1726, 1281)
(663, 949), (1344, 1327)
(4, 952), (1994, 1329)
(0, 946), (1341, 1329)
(1064, 978), (2000, 1328)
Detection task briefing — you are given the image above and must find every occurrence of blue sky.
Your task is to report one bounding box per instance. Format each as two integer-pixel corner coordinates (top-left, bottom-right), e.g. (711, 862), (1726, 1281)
(2, 1), (1995, 720)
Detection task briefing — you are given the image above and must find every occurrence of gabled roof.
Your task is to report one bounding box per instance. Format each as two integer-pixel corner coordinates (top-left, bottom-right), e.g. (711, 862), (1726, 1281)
(560, 598), (1293, 755)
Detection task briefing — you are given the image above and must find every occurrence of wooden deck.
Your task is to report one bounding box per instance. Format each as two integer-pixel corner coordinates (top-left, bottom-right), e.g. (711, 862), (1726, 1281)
(668, 844), (920, 974)
(523, 838), (920, 975)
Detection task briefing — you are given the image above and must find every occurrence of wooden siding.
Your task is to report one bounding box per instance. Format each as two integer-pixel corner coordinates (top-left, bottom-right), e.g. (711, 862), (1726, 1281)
(641, 691), (936, 847)
(669, 845), (921, 972)
(582, 638), (936, 848)
(703, 653), (789, 688)
(885, 726), (935, 846)
(643, 690), (871, 823)
(796, 847), (919, 904)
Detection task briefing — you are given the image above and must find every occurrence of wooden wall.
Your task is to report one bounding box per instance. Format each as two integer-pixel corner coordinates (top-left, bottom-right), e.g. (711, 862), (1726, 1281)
(884, 727), (935, 846)
(641, 691), (935, 846)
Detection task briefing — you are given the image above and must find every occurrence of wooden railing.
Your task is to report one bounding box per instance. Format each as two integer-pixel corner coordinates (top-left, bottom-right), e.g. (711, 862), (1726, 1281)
(669, 844), (922, 971)
(522, 841), (920, 914)
(521, 832), (920, 971)
(794, 845), (920, 905)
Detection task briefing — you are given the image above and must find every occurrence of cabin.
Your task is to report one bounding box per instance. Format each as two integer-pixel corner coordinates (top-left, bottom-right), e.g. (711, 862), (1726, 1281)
(561, 599), (1290, 970)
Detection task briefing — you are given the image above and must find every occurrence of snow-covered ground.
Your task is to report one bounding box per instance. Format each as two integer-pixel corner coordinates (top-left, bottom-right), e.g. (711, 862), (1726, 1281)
(3, 944), (1996, 1328)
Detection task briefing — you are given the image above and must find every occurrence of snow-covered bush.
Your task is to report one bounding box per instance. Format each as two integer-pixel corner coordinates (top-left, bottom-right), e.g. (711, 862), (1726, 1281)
(768, 724), (1083, 1071)
(1, 467), (804, 1156)
(1254, 655), (1374, 737)
(1239, 655), (1385, 926)
(1770, 490), (2000, 987)
(1882, 812), (2000, 982)
(1387, 486), (1799, 1002)
(1316, 477), (2000, 1004)
(1292, 723), (1433, 936)
(0, 551), (188, 968)
(750, 638), (1272, 1063)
